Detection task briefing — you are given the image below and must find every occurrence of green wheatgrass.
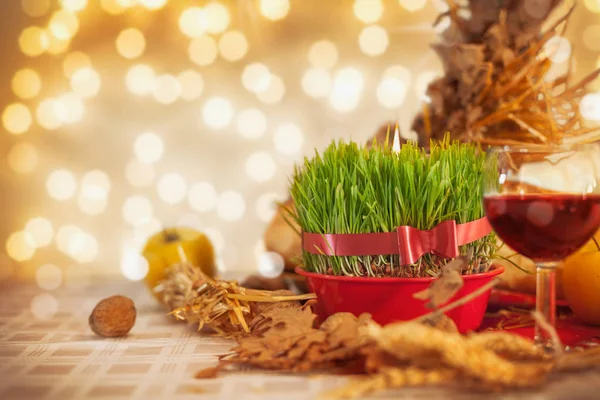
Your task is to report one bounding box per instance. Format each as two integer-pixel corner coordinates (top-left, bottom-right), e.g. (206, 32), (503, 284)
(288, 133), (497, 277)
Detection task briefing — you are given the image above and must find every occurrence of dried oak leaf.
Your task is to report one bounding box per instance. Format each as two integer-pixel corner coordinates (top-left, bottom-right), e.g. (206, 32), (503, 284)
(249, 300), (317, 337)
(218, 312), (373, 374)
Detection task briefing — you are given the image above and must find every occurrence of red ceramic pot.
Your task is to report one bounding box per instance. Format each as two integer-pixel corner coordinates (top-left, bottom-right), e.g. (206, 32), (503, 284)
(296, 265), (504, 333)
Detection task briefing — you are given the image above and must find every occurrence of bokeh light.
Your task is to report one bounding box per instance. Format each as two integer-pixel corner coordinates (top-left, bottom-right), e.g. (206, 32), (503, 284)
(120, 249), (149, 281)
(125, 159), (156, 187)
(55, 93), (85, 124)
(7, 142), (39, 173)
(36, 98), (63, 130)
(156, 173), (187, 204)
(358, 25), (389, 56)
(259, 0), (290, 20)
(307, 40), (338, 69)
(116, 28), (146, 59)
(584, 0), (600, 13)
(122, 196), (153, 226)
(78, 170), (111, 216)
(46, 169), (77, 201)
(205, 2), (230, 34)
(2, 103), (32, 134)
(177, 70), (204, 101)
(30, 293), (59, 320)
(12, 68), (42, 99)
(55, 225), (80, 254)
(139, 0), (168, 10)
(134, 132), (164, 163)
(101, 0), (129, 14)
(78, 194), (108, 216)
(242, 63), (272, 93)
(257, 75), (285, 104)
(60, 0), (88, 12)
(236, 108), (267, 139)
(48, 10), (79, 40)
(70, 67), (101, 98)
(188, 35), (218, 66)
(6, 231), (36, 262)
(63, 51), (92, 78)
(329, 67), (364, 112)
(22, 0), (52, 17)
(256, 192), (282, 222)
(188, 181), (218, 212)
(203, 97), (234, 129)
(19, 26), (49, 57)
(302, 68), (332, 98)
(384, 64), (412, 86)
(377, 76), (407, 108)
(245, 151), (277, 182)
(46, 35), (71, 55)
(353, 0), (384, 23)
(258, 251), (285, 278)
(580, 93), (600, 121)
(219, 30), (249, 62)
(68, 232), (98, 263)
(36, 264), (63, 291)
(152, 74), (181, 104)
(274, 123), (304, 154)
(179, 7), (209, 38)
(543, 36), (572, 63)
(126, 64), (156, 95)
(217, 191), (246, 221)
(398, 0), (427, 12)
(25, 217), (54, 248)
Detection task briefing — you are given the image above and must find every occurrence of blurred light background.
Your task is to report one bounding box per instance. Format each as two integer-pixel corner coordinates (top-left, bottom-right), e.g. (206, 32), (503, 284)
(1, 0), (600, 293)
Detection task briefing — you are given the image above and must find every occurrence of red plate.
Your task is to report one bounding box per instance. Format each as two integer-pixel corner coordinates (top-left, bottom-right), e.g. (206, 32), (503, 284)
(481, 311), (600, 348)
(489, 288), (569, 309)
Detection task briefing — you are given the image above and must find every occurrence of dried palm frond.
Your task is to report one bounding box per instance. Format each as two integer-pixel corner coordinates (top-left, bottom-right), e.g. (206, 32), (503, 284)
(412, 0), (600, 148)
(155, 263), (316, 339)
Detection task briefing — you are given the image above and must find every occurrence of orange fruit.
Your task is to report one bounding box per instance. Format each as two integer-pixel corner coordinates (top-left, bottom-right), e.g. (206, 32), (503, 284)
(142, 227), (216, 300)
(562, 235), (600, 326)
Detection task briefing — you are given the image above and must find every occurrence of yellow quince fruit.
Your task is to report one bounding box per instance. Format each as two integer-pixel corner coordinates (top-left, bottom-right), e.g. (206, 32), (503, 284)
(142, 227), (216, 300)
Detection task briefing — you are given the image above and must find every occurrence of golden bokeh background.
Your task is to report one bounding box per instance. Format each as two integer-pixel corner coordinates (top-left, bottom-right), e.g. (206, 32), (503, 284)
(2, 0), (600, 294)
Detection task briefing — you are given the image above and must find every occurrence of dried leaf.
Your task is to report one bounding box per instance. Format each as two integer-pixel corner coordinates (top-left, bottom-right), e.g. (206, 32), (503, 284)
(157, 263), (315, 340)
(195, 366), (221, 379)
(413, 256), (466, 309)
(363, 321), (553, 388)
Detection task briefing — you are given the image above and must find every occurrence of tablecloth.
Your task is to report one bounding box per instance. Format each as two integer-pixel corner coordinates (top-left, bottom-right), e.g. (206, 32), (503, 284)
(2, 279), (600, 400)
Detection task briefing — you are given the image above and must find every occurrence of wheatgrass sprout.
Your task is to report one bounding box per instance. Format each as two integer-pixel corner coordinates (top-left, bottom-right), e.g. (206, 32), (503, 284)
(288, 134), (496, 277)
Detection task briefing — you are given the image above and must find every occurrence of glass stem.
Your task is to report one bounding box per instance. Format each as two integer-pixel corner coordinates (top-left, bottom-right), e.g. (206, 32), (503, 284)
(535, 261), (558, 347)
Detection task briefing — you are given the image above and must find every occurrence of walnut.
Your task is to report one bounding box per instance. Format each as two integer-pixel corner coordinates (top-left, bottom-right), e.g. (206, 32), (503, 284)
(89, 295), (136, 338)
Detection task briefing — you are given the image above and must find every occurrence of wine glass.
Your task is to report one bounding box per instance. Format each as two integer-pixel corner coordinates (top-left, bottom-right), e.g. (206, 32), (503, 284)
(482, 143), (600, 348)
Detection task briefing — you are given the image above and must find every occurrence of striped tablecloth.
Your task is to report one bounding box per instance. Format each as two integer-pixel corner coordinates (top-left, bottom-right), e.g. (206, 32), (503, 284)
(2, 279), (600, 400)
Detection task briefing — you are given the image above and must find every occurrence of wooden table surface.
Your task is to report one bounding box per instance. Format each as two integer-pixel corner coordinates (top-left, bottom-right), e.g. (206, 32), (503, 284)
(1, 279), (600, 400)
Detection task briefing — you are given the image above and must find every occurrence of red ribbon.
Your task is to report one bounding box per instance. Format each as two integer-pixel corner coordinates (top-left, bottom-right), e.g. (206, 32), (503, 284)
(302, 217), (492, 265)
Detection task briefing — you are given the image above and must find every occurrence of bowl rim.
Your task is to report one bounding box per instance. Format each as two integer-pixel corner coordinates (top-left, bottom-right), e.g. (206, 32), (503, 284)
(295, 264), (504, 283)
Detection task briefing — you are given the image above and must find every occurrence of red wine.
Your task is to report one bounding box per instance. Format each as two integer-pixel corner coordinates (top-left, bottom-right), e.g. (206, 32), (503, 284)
(483, 194), (600, 261)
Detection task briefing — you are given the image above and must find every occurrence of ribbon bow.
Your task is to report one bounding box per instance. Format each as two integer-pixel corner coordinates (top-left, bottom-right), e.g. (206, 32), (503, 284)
(302, 217), (492, 265)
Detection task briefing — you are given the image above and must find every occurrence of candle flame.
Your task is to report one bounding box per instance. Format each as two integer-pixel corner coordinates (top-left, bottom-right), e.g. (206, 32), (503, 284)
(392, 124), (401, 153)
